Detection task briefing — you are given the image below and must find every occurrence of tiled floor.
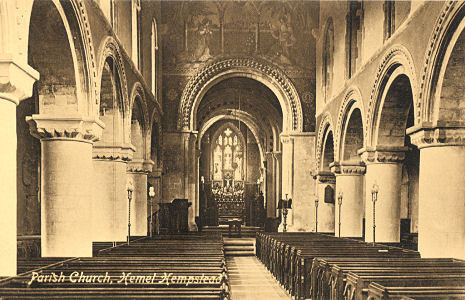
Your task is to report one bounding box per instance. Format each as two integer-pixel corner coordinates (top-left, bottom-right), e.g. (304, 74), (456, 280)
(226, 256), (291, 299)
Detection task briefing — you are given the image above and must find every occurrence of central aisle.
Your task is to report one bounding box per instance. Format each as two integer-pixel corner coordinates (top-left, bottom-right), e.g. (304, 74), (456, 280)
(226, 256), (291, 299)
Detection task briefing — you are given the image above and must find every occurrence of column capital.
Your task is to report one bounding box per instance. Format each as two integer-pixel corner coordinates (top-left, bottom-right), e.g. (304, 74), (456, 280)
(93, 144), (135, 162)
(149, 167), (163, 178)
(127, 159), (154, 174)
(0, 55), (39, 105)
(26, 115), (104, 143)
(316, 171), (336, 184)
(407, 123), (465, 149)
(358, 146), (408, 164)
(330, 161), (366, 175)
(272, 151), (282, 160)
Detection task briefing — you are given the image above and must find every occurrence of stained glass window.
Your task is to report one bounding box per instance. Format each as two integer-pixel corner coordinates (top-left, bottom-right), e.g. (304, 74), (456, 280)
(212, 126), (244, 182)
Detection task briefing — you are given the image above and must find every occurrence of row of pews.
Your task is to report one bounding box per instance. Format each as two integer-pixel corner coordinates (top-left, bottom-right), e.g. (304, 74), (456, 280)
(256, 232), (465, 300)
(0, 233), (230, 299)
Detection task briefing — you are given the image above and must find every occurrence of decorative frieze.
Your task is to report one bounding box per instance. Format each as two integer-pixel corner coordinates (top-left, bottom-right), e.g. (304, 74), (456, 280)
(359, 146), (407, 164)
(407, 124), (465, 148)
(26, 115), (104, 143)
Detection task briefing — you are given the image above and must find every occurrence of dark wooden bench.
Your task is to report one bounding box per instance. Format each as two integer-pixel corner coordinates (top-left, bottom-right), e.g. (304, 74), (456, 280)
(0, 234), (230, 299)
(367, 281), (465, 300)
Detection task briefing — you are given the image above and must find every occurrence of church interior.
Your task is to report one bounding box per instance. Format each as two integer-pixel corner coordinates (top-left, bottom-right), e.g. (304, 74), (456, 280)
(1, 0), (465, 298)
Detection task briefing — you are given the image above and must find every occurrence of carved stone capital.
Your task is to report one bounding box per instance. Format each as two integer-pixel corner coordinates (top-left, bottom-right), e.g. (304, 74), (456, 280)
(93, 144), (135, 162)
(330, 161), (366, 175)
(272, 151), (282, 160)
(317, 171), (336, 184)
(127, 159), (154, 174)
(26, 115), (104, 143)
(406, 124), (465, 149)
(0, 55), (39, 104)
(149, 167), (163, 178)
(358, 146), (407, 164)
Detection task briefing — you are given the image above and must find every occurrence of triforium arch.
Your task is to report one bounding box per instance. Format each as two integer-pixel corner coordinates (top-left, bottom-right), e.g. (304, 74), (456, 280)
(96, 36), (129, 122)
(316, 112), (335, 172)
(419, 1), (465, 125)
(367, 45), (418, 147)
(335, 86), (365, 162)
(177, 57), (303, 133)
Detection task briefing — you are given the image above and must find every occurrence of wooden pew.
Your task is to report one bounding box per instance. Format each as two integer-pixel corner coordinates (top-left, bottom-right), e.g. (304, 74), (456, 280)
(0, 234), (231, 299)
(317, 258), (465, 300)
(367, 281), (465, 300)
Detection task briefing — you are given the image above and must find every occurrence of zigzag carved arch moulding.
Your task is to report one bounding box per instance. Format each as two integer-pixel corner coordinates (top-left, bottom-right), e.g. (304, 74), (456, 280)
(366, 45), (418, 147)
(316, 112), (335, 172)
(335, 86), (365, 162)
(419, 0), (465, 124)
(68, 0), (99, 114)
(96, 36), (129, 117)
(177, 57), (303, 133)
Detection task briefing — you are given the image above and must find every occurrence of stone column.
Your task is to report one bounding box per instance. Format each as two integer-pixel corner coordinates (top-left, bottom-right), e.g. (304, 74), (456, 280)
(273, 151), (282, 218)
(92, 145), (134, 241)
(408, 126), (465, 259)
(360, 146), (406, 243)
(316, 172), (336, 233)
(279, 134), (294, 231)
(287, 133), (316, 232)
(0, 55), (38, 276)
(27, 115), (103, 257)
(127, 160), (153, 236)
(331, 161), (365, 237)
(265, 152), (276, 218)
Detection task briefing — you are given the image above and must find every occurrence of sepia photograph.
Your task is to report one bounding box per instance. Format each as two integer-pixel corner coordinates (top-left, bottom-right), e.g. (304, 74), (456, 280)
(0, 0), (464, 298)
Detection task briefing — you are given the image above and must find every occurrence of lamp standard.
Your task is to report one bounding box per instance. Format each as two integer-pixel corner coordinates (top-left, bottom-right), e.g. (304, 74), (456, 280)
(337, 191), (343, 238)
(283, 194), (289, 232)
(315, 197), (319, 233)
(371, 182), (379, 245)
(149, 186), (155, 238)
(127, 179), (134, 245)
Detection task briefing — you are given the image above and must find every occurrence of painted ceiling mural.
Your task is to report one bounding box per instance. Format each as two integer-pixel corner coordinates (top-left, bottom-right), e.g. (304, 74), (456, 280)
(161, 0), (318, 132)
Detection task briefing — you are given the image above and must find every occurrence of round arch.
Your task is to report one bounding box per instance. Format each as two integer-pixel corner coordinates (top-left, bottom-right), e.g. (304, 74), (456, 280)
(96, 36), (129, 119)
(177, 58), (303, 133)
(316, 112), (335, 172)
(419, 1), (465, 124)
(129, 82), (150, 160)
(27, 0), (98, 116)
(335, 86), (365, 161)
(367, 45), (418, 147)
(129, 82), (150, 132)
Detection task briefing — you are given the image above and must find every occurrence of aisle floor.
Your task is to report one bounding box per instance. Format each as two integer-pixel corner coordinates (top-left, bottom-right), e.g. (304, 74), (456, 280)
(226, 256), (291, 300)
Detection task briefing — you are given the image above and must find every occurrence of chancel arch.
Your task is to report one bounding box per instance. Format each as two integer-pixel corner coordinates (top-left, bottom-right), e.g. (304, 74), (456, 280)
(177, 58), (303, 133)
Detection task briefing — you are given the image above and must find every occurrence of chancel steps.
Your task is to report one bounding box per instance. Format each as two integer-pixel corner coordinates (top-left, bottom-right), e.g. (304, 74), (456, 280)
(224, 238), (255, 256)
